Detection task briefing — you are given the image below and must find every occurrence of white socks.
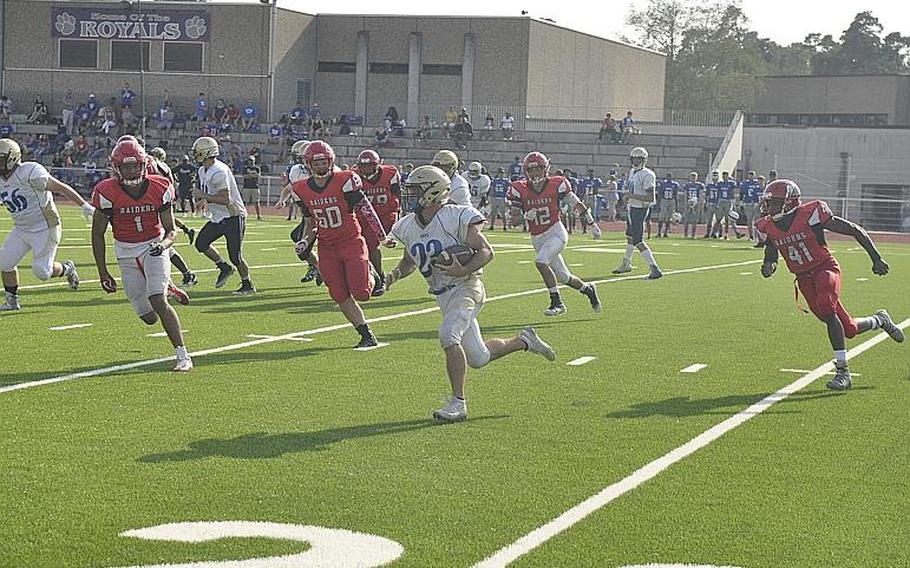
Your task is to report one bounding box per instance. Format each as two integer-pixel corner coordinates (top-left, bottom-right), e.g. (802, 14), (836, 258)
(834, 349), (847, 366)
(623, 244), (634, 263)
(640, 247), (658, 268)
(176, 346), (189, 360)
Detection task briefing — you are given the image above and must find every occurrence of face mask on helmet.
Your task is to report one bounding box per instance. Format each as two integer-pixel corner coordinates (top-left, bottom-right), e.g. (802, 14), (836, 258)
(116, 159), (145, 188)
(359, 161), (379, 179)
(525, 164), (547, 183)
(307, 157), (331, 178)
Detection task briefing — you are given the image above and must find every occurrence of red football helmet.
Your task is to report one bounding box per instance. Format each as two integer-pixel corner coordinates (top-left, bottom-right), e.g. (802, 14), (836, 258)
(303, 140), (335, 179)
(760, 179), (801, 220)
(357, 149), (381, 180)
(523, 151), (549, 183)
(110, 139), (148, 188)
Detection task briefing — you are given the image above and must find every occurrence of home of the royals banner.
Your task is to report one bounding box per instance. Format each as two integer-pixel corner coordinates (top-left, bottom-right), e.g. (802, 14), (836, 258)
(51, 7), (211, 42)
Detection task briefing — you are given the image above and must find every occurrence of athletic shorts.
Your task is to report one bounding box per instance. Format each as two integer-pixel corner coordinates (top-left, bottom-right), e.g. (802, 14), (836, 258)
(242, 187), (261, 205)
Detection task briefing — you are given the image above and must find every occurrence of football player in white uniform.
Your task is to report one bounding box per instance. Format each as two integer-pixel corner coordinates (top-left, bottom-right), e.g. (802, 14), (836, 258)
(191, 136), (256, 295)
(430, 150), (471, 206)
(613, 147), (663, 279)
(386, 165), (556, 423)
(0, 138), (91, 311)
(466, 161), (491, 213)
(278, 140), (321, 284)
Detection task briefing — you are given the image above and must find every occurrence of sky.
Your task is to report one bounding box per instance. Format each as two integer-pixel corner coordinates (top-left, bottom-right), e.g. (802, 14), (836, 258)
(273, 0), (909, 47)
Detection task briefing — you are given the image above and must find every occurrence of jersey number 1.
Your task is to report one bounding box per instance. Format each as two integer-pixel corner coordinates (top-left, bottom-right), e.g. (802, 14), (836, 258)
(134, 215), (144, 233)
(787, 242), (814, 266)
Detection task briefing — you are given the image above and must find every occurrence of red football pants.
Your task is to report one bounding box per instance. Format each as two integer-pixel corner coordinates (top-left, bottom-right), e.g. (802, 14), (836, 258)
(318, 237), (372, 304)
(797, 259), (858, 338)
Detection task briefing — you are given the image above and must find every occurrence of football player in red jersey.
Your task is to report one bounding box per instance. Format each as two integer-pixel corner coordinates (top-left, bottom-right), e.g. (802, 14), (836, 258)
(291, 141), (386, 349)
(353, 149), (400, 296)
(91, 139), (193, 372)
(507, 151), (601, 316)
(755, 179), (904, 390)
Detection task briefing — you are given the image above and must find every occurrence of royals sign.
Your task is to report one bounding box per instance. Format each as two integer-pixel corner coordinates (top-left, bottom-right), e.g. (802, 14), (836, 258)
(52, 7), (211, 42)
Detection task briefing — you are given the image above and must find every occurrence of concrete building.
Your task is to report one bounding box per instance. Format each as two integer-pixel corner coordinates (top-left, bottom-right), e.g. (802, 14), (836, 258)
(0, 1), (665, 128)
(750, 74), (910, 127)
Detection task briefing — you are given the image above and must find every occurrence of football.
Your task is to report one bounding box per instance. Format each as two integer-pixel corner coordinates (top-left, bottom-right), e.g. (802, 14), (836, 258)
(432, 244), (476, 267)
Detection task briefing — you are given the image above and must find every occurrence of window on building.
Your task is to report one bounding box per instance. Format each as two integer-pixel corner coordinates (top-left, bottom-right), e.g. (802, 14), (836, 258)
(369, 63), (409, 74)
(422, 64), (462, 76)
(164, 43), (204, 72)
(111, 41), (150, 71)
(318, 62), (357, 73)
(296, 79), (311, 108)
(59, 39), (98, 69)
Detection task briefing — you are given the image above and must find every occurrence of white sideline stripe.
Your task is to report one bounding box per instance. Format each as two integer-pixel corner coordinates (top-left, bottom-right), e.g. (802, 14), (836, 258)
(856, 277), (869, 282)
(739, 272), (753, 275)
(518, 260), (533, 264)
(569, 263), (584, 267)
(48, 323), (93, 331)
(16, 245), (557, 291)
(567, 356), (595, 366)
(780, 368), (861, 377)
(0, 259), (761, 396)
(260, 248), (278, 251)
(470, 318), (910, 568)
(680, 363), (708, 373)
(246, 334), (313, 342)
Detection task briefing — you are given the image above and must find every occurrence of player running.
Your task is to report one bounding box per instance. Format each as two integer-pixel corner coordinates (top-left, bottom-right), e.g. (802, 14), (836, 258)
(430, 150), (470, 206)
(0, 138), (89, 311)
(507, 151), (601, 316)
(353, 149), (401, 296)
(90, 139), (192, 371)
(755, 179), (904, 391)
(466, 161), (491, 213)
(386, 165), (556, 423)
(290, 141), (385, 349)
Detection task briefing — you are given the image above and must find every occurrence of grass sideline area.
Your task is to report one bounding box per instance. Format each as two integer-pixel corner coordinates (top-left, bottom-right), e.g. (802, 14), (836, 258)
(1, 210), (908, 568)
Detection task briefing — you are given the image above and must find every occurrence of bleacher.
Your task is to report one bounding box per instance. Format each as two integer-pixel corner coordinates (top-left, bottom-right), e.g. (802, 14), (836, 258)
(5, 115), (724, 181)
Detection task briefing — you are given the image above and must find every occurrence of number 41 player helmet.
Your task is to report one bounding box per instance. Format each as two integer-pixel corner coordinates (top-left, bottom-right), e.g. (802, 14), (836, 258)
(760, 179), (801, 220)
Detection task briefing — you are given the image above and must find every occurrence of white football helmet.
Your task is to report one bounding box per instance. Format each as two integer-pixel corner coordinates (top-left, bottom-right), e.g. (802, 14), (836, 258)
(431, 150), (459, 177)
(192, 136), (220, 165)
(0, 138), (23, 177)
(467, 161), (482, 179)
(630, 147), (648, 170)
(402, 165), (451, 212)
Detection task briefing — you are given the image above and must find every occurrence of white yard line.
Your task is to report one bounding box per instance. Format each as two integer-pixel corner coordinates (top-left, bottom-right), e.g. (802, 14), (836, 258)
(0, 260), (761, 396)
(470, 319), (909, 568)
(566, 356), (596, 366)
(780, 368), (861, 377)
(679, 363), (708, 373)
(246, 334), (313, 342)
(48, 323), (93, 331)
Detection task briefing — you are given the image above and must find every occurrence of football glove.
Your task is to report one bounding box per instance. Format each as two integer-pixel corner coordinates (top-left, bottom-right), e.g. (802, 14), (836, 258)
(591, 224), (602, 240)
(761, 261), (777, 278)
(872, 257), (889, 276)
(81, 202), (96, 220)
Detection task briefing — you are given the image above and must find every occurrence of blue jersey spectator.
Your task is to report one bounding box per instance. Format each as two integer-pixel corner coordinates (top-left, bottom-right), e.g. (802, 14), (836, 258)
(86, 94), (99, 117)
(195, 93), (207, 121)
(491, 176), (510, 199)
(242, 101), (258, 131)
(290, 101), (306, 125)
(269, 124), (282, 138)
(121, 83), (136, 108)
(0, 123), (13, 137)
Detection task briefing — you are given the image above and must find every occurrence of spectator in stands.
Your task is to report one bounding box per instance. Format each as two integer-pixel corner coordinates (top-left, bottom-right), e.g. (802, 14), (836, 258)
(194, 92), (208, 122)
(311, 114), (327, 139)
(0, 95), (11, 120)
(443, 105), (457, 138)
(88, 139), (107, 164)
(86, 94), (100, 119)
(500, 112), (515, 141)
(337, 115), (352, 136)
(373, 123), (390, 148)
(268, 121), (283, 143)
(213, 98), (228, 125)
(27, 96), (49, 124)
(120, 82), (136, 108)
(158, 102), (175, 133)
(385, 106), (399, 126)
(120, 105), (136, 134)
(310, 100), (320, 118)
(76, 103), (91, 134)
(241, 100), (258, 131)
(416, 115), (432, 143)
(621, 111), (640, 142)
(98, 99), (118, 137)
(290, 101), (306, 126)
(401, 162), (414, 184)
(768, 169), (777, 182)
(459, 107), (470, 123)
(452, 115), (473, 150)
(61, 89), (75, 135)
(599, 112), (621, 143)
(480, 112), (495, 141)
(0, 120), (13, 137)
(74, 135), (89, 163)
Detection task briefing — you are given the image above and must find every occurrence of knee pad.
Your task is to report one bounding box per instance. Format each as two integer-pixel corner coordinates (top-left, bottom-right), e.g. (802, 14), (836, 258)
(465, 345), (491, 369)
(554, 268), (571, 285)
(439, 325), (462, 351)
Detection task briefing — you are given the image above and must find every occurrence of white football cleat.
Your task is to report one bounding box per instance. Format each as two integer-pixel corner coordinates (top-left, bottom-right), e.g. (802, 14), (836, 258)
(63, 260), (79, 290)
(173, 357), (194, 372)
(520, 326), (556, 361)
(0, 291), (21, 311)
(433, 397), (467, 423)
(612, 261), (633, 274)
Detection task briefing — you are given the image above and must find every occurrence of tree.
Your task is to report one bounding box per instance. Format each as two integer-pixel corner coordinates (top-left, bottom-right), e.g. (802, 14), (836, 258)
(808, 12), (910, 74)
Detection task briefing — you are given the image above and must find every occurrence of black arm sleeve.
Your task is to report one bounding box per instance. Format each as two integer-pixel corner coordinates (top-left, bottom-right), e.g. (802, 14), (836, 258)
(763, 242), (779, 264)
(344, 190), (364, 209)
